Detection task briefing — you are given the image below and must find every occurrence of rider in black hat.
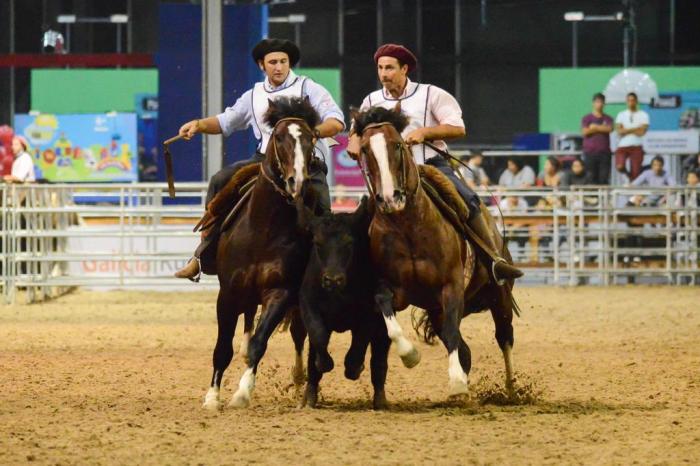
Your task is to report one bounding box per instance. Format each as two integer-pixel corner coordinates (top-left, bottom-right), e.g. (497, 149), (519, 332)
(175, 38), (345, 280)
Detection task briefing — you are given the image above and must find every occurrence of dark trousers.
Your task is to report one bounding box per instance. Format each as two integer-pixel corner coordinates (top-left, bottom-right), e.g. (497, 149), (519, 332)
(206, 152), (331, 212)
(583, 151), (611, 184)
(425, 155), (481, 220)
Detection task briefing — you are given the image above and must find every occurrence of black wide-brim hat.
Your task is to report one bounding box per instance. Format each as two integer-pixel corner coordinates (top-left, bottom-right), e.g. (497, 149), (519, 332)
(252, 39), (300, 66)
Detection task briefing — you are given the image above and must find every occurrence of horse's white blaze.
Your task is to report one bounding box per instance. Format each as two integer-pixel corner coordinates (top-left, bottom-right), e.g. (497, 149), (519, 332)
(202, 386), (220, 410)
(382, 313), (419, 368)
(288, 123), (305, 192)
(448, 350), (469, 395)
(229, 367), (255, 408)
(369, 132), (395, 201)
(239, 331), (251, 361)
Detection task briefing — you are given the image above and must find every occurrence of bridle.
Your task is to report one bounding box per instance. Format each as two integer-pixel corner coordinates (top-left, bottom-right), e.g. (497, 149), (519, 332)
(259, 117), (314, 203)
(358, 122), (418, 203)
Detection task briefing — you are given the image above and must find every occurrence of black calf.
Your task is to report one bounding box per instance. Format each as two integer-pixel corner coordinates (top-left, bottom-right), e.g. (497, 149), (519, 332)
(297, 197), (390, 410)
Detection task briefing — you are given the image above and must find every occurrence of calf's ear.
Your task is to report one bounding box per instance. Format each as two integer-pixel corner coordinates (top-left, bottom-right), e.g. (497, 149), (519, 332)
(295, 195), (315, 234)
(352, 195), (372, 232)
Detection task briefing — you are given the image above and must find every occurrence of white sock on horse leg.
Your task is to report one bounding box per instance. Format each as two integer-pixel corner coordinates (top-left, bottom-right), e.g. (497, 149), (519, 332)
(229, 367), (255, 408)
(382, 314), (420, 368)
(448, 350), (469, 395)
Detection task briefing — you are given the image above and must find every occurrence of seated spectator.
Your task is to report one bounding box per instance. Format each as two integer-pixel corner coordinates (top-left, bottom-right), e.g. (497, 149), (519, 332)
(2, 136), (35, 183)
(459, 153), (490, 190)
(536, 156), (564, 210)
(498, 157), (535, 188)
(682, 152), (700, 179)
(499, 195), (528, 212)
(679, 170), (699, 207)
(628, 156), (675, 206)
(561, 157), (594, 186)
(537, 156), (563, 188)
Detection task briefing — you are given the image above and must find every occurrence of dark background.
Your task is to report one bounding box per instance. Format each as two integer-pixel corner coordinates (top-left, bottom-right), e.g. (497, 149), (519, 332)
(1, 0), (699, 146)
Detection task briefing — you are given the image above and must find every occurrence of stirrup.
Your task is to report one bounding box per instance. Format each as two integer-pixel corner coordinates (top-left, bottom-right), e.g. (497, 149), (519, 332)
(490, 258), (507, 286)
(188, 257), (202, 283)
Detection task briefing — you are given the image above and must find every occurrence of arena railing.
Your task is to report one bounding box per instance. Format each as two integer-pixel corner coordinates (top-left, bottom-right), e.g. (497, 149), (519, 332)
(1, 182), (698, 304)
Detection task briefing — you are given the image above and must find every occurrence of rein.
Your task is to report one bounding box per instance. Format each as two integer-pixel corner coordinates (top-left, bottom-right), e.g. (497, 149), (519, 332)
(259, 117), (314, 203)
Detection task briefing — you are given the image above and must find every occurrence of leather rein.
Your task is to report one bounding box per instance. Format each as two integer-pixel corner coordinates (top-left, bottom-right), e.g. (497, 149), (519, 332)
(259, 117), (315, 203)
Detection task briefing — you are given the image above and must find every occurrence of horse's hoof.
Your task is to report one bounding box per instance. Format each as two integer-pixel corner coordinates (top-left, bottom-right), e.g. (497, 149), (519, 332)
(301, 385), (318, 409)
(400, 347), (421, 369)
(202, 388), (221, 411)
(372, 390), (388, 410)
(315, 353), (335, 373)
(229, 390), (251, 408)
(292, 366), (306, 386)
(344, 363), (365, 381)
(448, 376), (469, 397)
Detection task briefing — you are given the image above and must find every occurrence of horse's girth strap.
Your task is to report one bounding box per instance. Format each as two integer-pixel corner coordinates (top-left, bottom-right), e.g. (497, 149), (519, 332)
(420, 179), (499, 264)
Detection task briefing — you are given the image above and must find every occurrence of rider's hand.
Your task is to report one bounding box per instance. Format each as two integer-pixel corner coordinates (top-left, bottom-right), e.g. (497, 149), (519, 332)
(179, 119), (201, 140)
(405, 128), (427, 145)
(346, 133), (362, 160)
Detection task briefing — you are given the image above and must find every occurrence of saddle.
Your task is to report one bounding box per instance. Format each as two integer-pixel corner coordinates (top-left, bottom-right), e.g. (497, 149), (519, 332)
(194, 162), (260, 234)
(418, 164), (471, 237)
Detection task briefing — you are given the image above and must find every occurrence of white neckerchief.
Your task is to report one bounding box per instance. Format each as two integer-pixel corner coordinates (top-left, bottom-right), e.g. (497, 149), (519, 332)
(263, 70), (298, 92)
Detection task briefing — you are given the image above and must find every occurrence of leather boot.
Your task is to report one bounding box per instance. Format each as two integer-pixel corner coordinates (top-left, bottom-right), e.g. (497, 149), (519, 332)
(467, 213), (523, 283)
(174, 256), (201, 281)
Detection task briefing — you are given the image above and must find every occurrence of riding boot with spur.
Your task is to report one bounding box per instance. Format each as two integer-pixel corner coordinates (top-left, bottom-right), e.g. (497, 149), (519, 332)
(467, 212), (523, 284)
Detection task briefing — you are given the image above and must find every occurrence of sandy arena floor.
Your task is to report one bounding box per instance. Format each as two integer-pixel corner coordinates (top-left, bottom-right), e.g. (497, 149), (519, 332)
(1, 287), (699, 465)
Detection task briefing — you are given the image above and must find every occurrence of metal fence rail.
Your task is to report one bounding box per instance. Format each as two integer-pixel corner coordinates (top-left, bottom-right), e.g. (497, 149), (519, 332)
(1, 182), (698, 303)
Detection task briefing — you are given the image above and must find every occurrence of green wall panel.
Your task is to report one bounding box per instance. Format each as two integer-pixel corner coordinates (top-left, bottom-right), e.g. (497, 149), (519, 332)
(539, 67), (700, 133)
(31, 69), (159, 114)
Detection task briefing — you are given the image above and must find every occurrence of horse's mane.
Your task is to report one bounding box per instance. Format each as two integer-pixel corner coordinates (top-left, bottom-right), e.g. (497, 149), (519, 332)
(264, 96), (320, 129)
(352, 106), (409, 136)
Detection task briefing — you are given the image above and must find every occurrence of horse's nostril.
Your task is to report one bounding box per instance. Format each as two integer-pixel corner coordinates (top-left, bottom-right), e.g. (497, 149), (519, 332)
(375, 193), (384, 203)
(393, 189), (401, 199)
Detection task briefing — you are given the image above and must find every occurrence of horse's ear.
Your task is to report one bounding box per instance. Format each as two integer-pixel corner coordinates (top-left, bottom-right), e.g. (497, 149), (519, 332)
(304, 95), (311, 105)
(268, 98), (277, 111)
(392, 100), (402, 114)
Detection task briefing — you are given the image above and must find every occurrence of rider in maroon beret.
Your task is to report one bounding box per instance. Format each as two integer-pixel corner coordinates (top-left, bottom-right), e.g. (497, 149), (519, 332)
(373, 44), (417, 73)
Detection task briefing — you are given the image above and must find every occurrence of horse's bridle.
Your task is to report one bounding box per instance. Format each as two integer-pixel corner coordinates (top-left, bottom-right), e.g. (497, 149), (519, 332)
(358, 122), (418, 203)
(260, 117), (315, 202)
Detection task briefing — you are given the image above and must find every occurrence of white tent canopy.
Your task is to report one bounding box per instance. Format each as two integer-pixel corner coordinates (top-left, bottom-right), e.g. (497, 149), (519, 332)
(604, 69), (659, 104)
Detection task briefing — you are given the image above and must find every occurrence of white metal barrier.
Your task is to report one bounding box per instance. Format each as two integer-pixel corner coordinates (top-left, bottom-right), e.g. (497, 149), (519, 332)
(1, 182), (698, 303)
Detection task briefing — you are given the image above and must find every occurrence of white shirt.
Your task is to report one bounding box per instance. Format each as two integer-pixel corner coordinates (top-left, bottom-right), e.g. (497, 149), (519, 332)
(615, 109), (649, 148)
(360, 79), (465, 164)
(11, 151), (35, 182)
(217, 70), (344, 154)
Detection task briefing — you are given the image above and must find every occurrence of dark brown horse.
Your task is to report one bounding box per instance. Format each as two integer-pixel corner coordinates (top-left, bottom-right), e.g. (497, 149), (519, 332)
(202, 97), (319, 410)
(352, 106), (517, 397)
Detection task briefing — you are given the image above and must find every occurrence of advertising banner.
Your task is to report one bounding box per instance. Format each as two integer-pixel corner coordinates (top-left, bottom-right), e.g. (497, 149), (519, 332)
(331, 134), (365, 188)
(13, 113), (138, 182)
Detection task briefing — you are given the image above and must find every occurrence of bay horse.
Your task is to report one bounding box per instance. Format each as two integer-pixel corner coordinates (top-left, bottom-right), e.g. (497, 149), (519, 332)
(352, 106), (517, 397)
(296, 196), (391, 409)
(202, 96), (319, 410)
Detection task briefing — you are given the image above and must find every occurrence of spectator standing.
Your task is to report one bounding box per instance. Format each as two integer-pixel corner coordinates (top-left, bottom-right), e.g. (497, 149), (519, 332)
(459, 153), (490, 190)
(2, 136), (35, 183)
(581, 93), (613, 184)
(615, 92), (649, 181)
(498, 157), (535, 188)
(561, 158), (594, 187)
(629, 156), (675, 206)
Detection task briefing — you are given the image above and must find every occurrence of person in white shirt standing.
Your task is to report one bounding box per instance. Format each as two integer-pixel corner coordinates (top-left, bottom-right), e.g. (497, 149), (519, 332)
(614, 92), (649, 181)
(2, 136), (35, 183)
(348, 43), (522, 283)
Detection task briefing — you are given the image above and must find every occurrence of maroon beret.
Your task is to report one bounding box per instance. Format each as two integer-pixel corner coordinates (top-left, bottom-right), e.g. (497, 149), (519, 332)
(373, 44), (417, 72)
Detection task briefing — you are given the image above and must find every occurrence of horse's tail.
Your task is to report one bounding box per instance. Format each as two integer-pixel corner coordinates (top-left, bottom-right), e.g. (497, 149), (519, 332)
(410, 306), (438, 345)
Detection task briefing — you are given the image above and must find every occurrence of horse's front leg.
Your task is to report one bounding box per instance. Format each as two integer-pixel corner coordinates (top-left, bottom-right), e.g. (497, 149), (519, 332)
(375, 283), (420, 368)
(229, 289), (293, 408)
(289, 307), (307, 388)
(437, 285), (471, 396)
(203, 289), (244, 410)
